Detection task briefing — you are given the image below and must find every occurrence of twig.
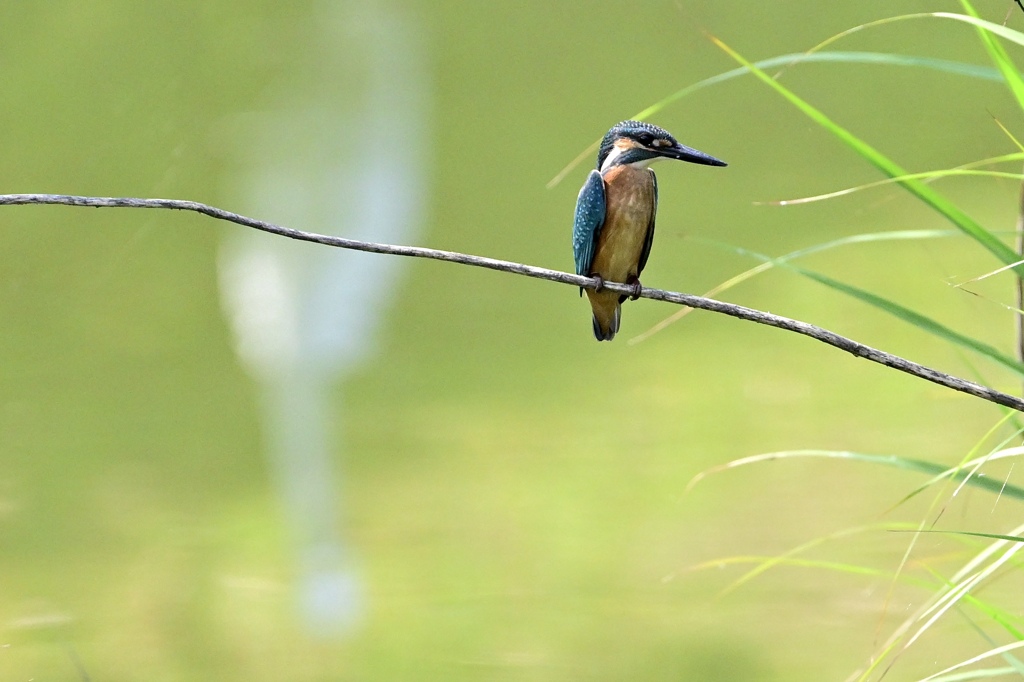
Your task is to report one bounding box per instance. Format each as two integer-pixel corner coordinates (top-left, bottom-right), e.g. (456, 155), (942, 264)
(3, 192), (1024, 412)
(63, 643), (91, 682)
(1016, 164), (1024, 392)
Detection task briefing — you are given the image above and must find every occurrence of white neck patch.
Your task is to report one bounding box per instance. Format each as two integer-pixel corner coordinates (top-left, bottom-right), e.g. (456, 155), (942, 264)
(599, 143), (627, 172)
(600, 138), (660, 172)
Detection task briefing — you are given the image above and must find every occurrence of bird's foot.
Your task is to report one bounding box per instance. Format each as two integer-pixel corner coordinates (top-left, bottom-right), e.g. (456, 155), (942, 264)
(626, 276), (643, 301)
(592, 275), (605, 293)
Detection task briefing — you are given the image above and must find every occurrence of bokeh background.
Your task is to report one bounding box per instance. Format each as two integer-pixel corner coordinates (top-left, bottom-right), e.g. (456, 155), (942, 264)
(3, 1), (1024, 680)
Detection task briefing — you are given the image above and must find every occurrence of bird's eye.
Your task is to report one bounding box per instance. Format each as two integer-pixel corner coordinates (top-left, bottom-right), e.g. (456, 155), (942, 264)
(636, 132), (654, 145)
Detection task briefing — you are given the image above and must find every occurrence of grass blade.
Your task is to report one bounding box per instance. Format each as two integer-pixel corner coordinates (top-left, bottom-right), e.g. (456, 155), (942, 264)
(548, 51), (1003, 188)
(927, 667), (1018, 681)
(712, 37), (1023, 276)
(630, 51), (1003, 123)
(802, 269), (1024, 376)
(959, 0), (1024, 112)
(933, 12), (1024, 51)
(921, 642), (1024, 682)
(687, 449), (1024, 501)
(633, 229), (971, 344)
(765, 167), (1024, 207)
(704, 240), (1024, 376)
(904, 529), (1024, 544)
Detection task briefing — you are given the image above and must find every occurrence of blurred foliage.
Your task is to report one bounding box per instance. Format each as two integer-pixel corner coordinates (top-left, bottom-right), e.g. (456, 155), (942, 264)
(4, 1), (1024, 680)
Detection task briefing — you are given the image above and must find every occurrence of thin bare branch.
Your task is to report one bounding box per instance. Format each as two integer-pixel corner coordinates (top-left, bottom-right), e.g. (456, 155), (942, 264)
(2, 192), (1023, 412)
(1016, 164), (1024, 388)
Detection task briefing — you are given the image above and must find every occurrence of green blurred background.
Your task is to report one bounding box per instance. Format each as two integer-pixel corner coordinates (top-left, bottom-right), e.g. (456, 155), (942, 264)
(3, 1), (1024, 680)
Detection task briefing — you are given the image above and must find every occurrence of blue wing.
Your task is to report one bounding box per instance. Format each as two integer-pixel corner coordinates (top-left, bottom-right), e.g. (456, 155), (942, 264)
(637, 170), (657, 275)
(572, 169), (606, 278)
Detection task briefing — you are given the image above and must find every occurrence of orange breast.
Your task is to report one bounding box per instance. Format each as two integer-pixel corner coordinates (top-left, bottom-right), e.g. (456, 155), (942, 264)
(590, 165), (655, 283)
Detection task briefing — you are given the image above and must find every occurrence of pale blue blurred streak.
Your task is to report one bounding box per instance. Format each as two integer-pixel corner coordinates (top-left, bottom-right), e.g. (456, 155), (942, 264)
(217, 0), (429, 637)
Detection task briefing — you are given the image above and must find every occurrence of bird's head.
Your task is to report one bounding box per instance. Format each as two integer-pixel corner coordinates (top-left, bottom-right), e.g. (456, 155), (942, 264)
(596, 120), (727, 172)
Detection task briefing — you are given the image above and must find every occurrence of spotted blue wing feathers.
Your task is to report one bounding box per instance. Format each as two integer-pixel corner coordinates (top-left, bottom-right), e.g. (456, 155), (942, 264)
(572, 170), (606, 293)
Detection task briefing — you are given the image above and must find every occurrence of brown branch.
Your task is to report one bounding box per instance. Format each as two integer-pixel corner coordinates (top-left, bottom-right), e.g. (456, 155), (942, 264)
(3, 192), (1023, 412)
(1016, 164), (1024, 391)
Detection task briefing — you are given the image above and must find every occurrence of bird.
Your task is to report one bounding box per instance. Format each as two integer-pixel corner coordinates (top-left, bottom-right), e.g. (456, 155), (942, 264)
(572, 120), (726, 341)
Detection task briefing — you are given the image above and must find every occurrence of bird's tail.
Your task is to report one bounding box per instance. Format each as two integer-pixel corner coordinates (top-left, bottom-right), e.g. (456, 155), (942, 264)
(586, 290), (621, 341)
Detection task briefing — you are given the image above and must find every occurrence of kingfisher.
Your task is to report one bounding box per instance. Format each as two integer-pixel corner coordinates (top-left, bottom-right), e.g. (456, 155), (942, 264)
(573, 120), (726, 341)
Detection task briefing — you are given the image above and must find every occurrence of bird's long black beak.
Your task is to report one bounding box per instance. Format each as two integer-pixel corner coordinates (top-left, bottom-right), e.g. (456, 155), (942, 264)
(660, 143), (727, 167)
